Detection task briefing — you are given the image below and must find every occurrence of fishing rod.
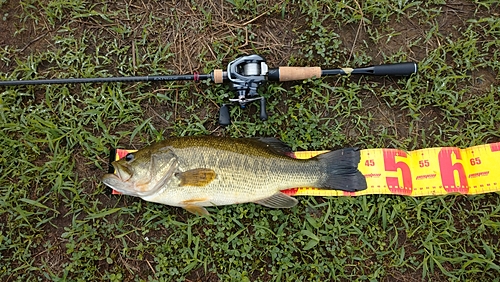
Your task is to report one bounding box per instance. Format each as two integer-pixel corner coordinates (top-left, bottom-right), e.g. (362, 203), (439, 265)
(0, 54), (417, 125)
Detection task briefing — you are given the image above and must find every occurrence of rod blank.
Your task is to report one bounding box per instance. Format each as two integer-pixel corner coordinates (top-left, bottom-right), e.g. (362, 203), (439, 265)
(0, 74), (212, 86)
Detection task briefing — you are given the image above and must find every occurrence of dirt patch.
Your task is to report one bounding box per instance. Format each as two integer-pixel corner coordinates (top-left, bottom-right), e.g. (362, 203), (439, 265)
(2, 0), (500, 281)
(0, 2), (38, 50)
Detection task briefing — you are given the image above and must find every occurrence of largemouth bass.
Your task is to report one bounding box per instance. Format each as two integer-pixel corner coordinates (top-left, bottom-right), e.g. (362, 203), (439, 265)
(102, 136), (367, 215)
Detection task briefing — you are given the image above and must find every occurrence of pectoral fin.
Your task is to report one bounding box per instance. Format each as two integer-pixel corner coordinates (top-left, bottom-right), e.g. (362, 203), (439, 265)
(255, 192), (298, 208)
(184, 205), (209, 216)
(176, 168), (216, 187)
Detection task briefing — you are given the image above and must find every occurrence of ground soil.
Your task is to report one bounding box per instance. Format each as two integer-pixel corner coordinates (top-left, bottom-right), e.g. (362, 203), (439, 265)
(1, 0), (499, 281)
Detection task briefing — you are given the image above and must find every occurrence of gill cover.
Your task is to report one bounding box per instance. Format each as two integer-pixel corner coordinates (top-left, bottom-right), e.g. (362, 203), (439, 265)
(102, 148), (178, 197)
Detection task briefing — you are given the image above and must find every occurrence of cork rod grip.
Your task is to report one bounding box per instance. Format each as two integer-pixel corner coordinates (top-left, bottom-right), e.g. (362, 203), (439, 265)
(278, 67), (322, 81)
(213, 69), (224, 83)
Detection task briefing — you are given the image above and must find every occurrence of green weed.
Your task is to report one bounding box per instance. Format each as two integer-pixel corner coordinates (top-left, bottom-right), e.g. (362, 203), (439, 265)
(1, 0), (499, 281)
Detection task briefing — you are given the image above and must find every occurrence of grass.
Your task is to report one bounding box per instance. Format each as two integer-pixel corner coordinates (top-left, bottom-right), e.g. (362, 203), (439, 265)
(0, 0), (500, 281)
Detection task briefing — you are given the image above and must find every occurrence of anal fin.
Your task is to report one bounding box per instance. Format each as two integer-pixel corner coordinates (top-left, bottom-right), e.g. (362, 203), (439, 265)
(255, 192), (298, 208)
(184, 205), (209, 216)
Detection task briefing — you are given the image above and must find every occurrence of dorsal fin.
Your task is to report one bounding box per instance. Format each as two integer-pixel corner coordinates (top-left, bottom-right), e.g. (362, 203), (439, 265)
(249, 137), (293, 156)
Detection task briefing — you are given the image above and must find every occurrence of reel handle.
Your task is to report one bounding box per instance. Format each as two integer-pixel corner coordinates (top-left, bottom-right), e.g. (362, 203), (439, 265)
(219, 104), (231, 126)
(218, 98), (267, 125)
(260, 97), (267, 121)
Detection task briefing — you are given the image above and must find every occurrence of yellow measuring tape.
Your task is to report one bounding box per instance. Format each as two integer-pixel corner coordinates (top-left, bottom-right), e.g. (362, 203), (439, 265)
(291, 142), (500, 197)
(112, 142), (500, 197)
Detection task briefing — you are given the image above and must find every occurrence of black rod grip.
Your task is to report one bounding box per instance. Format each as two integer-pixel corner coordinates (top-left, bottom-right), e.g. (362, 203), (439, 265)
(352, 62), (418, 76)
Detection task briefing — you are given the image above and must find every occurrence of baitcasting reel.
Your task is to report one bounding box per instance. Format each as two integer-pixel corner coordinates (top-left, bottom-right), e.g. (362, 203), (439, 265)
(220, 54), (269, 125)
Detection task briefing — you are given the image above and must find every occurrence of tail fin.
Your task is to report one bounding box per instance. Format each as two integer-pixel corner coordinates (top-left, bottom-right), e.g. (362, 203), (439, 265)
(315, 148), (367, 192)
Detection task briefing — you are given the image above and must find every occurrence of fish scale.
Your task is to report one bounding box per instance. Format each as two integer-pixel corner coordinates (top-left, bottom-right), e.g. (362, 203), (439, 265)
(150, 146), (321, 204)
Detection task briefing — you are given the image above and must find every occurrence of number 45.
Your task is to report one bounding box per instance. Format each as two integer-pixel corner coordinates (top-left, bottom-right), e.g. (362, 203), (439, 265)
(365, 159), (375, 166)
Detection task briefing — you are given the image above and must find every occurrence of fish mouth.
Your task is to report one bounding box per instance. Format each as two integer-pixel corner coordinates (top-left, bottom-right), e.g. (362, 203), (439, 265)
(101, 173), (127, 193)
(101, 173), (120, 184)
(112, 161), (132, 182)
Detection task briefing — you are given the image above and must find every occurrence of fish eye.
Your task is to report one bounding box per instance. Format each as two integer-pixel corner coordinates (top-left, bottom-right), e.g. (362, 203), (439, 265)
(125, 153), (134, 162)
